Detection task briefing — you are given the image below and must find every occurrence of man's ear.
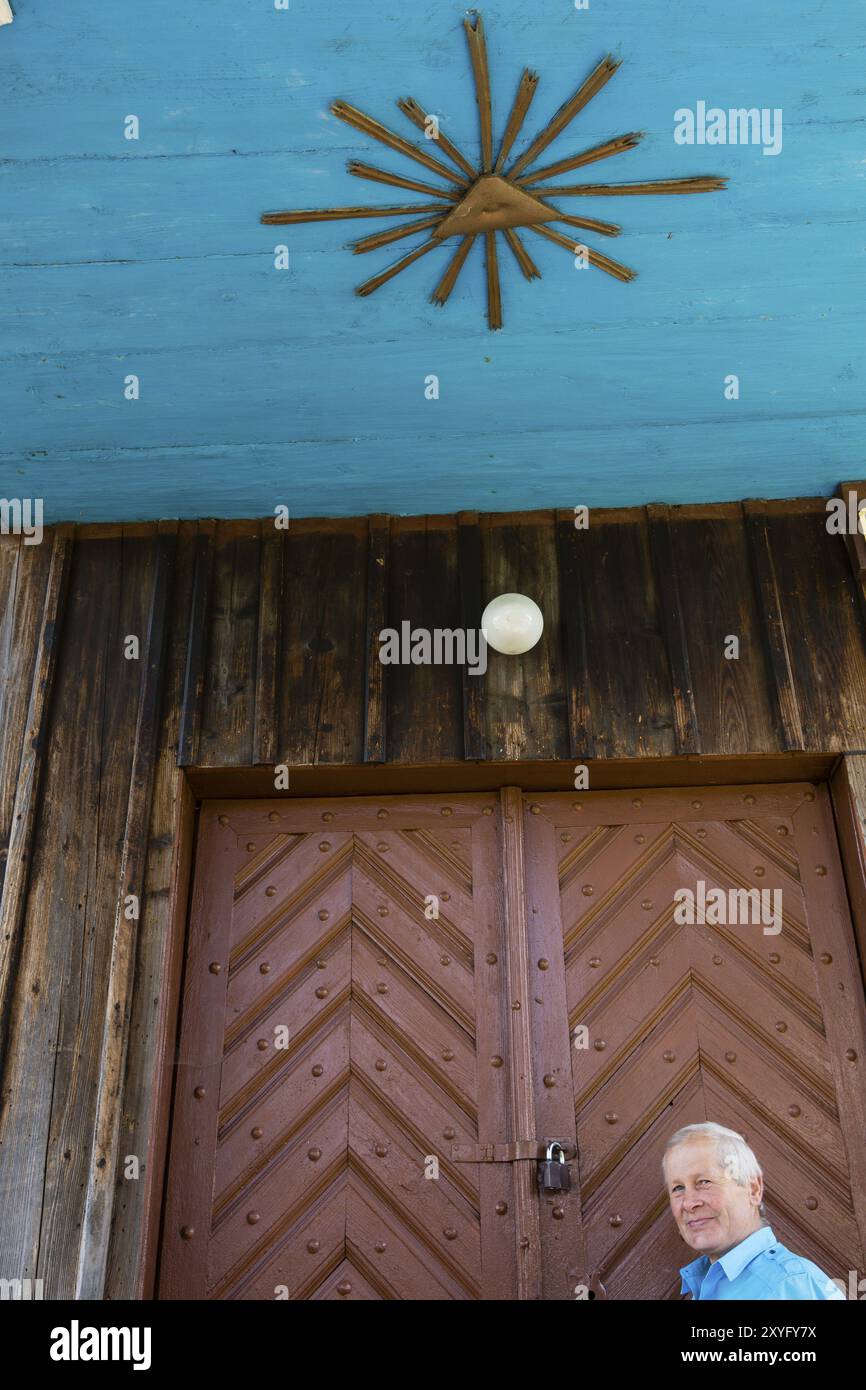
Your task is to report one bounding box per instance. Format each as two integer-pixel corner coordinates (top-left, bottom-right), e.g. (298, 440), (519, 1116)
(750, 1172), (764, 1209)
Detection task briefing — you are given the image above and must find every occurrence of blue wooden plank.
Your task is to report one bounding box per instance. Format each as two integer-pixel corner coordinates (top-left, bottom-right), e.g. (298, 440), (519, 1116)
(3, 414), (862, 524)
(1, 0), (864, 520)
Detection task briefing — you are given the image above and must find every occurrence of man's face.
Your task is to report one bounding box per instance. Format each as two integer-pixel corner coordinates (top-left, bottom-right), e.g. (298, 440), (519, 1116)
(664, 1137), (762, 1261)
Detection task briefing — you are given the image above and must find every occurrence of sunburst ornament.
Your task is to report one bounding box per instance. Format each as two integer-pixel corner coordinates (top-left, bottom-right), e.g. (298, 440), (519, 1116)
(261, 14), (727, 330)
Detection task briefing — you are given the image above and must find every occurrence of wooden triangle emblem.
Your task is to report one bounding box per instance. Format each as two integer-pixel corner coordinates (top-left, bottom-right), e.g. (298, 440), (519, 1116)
(432, 174), (558, 239)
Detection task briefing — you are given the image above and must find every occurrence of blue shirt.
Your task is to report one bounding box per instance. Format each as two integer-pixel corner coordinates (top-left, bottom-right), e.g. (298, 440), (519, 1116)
(679, 1225), (845, 1300)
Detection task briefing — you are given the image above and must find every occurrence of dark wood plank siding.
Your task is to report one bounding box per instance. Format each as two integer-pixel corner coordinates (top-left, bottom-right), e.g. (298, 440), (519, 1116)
(764, 501), (866, 750)
(278, 518), (367, 766)
(668, 505), (778, 755)
(386, 516), (463, 763)
(574, 507), (677, 759)
(481, 513), (569, 762)
(1, 497), (866, 1300)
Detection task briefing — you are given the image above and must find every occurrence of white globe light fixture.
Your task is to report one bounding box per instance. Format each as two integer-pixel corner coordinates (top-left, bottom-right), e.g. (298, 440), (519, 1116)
(481, 593), (544, 655)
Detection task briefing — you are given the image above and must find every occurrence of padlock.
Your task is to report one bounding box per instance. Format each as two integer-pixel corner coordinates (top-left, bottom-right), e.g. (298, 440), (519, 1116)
(539, 1141), (571, 1194)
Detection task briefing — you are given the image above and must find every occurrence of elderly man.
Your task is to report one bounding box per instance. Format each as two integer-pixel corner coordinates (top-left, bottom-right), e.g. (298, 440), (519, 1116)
(664, 1122), (844, 1300)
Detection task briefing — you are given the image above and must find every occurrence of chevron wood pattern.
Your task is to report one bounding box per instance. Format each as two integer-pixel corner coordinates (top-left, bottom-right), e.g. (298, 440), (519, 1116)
(160, 784), (866, 1300)
(159, 795), (516, 1300)
(524, 784), (866, 1300)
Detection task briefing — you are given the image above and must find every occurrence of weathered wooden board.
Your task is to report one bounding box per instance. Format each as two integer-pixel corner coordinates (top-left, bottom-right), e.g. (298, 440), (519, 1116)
(1, 499), (865, 1300)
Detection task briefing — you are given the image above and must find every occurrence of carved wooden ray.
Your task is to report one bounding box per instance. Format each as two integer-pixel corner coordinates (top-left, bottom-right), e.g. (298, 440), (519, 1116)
(261, 14), (727, 329)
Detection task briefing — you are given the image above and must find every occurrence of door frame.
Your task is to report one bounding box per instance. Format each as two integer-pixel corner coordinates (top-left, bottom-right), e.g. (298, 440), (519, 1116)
(139, 751), (866, 1299)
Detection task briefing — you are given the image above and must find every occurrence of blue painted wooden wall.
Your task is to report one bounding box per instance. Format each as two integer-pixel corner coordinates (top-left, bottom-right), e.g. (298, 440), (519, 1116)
(1, 0), (863, 521)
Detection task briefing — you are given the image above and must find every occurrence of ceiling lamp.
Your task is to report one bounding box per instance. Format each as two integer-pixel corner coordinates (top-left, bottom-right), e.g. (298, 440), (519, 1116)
(481, 593), (544, 655)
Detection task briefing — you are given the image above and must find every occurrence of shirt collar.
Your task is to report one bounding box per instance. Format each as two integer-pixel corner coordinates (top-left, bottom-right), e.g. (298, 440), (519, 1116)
(680, 1226), (775, 1295)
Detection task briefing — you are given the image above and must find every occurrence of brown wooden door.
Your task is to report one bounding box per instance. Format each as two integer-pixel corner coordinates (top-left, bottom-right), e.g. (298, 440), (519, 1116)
(159, 782), (866, 1301)
(524, 782), (866, 1299)
(159, 794), (522, 1300)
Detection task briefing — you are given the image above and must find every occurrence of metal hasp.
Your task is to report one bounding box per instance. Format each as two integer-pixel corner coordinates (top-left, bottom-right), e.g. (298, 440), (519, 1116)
(451, 1138), (576, 1164)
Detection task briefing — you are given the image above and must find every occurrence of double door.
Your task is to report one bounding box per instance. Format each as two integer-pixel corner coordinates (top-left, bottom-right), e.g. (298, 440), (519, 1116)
(159, 784), (866, 1299)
